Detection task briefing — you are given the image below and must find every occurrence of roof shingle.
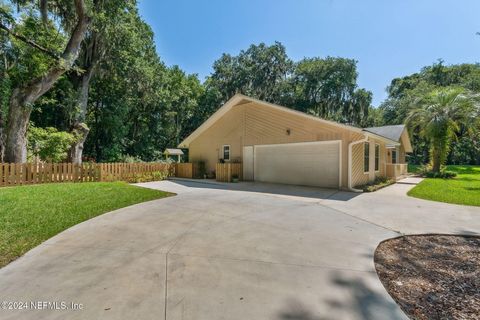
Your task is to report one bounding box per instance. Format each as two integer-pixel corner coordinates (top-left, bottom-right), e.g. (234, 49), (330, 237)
(363, 125), (405, 142)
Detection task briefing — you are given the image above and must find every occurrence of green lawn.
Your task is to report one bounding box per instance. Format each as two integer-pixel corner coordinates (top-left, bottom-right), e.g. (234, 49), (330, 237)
(0, 182), (172, 267)
(408, 165), (480, 206)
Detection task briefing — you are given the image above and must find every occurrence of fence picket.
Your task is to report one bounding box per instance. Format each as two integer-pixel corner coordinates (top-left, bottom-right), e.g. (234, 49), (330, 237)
(0, 162), (177, 187)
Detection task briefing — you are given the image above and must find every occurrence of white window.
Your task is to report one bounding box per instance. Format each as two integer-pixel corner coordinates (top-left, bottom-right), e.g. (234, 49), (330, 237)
(364, 142), (369, 173)
(223, 145), (230, 161)
(375, 144), (380, 171)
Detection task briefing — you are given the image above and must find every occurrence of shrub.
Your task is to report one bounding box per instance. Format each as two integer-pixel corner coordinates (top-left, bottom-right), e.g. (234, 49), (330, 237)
(361, 176), (395, 192)
(126, 170), (170, 183)
(418, 164), (457, 179)
(195, 161), (206, 178)
(424, 170), (457, 179)
(27, 125), (75, 162)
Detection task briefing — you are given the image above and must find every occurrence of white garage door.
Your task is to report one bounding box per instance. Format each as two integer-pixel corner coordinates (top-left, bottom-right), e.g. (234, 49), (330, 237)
(253, 141), (340, 188)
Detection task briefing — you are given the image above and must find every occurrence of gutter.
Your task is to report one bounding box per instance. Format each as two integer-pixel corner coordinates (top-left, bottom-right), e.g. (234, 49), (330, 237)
(348, 135), (368, 192)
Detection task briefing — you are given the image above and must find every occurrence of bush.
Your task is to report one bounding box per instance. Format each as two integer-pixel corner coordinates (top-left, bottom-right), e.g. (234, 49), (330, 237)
(126, 170), (170, 183)
(195, 161), (206, 178)
(120, 155), (144, 163)
(27, 125), (75, 162)
(360, 176), (395, 192)
(419, 164), (457, 179)
(424, 170), (457, 179)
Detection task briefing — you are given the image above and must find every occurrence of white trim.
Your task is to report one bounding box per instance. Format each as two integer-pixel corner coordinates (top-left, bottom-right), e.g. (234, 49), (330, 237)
(338, 140), (342, 189)
(222, 144), (231, 161)
(251, 139), (341, 148)
(391, 148), (398, 164)
(363, 132), (399, 146)
(252, 140), (342, 189)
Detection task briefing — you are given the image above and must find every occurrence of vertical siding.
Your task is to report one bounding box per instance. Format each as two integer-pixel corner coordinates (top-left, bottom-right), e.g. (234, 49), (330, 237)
(189, 105), (246, 175)
(351, 143), (369, 187)
(351, 138), (387, 188)
(188, 100), (380, 189)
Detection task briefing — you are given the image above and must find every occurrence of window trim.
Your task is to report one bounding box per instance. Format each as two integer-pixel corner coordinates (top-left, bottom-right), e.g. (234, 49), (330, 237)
(391, 149), (397, 164)
(374, 143), (380, 172)
(222, 145), (231, 161)
(363, 142), (370, 174)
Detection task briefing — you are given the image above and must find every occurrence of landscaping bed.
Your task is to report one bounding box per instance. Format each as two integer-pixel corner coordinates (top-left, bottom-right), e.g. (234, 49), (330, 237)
(374, 235), (480, 319)
(359, 177), (395, 192)
(0, 182), (172, 268)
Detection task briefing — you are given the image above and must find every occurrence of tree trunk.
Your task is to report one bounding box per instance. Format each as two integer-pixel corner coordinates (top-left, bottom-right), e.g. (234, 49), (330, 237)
(431, 147), (441, 173)
(4, 0), (90, 163)
(4, 89), (33, 163)
(68, 67), (94, 164)
(69, 122), (89, 164)
(432, 157), (441, 172)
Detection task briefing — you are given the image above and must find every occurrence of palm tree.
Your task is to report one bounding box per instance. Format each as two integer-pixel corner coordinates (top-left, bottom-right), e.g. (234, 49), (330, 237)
(407, 88), (479, 172)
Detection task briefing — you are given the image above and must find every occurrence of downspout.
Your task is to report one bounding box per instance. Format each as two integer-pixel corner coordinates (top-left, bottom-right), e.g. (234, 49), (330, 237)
(348, 135), (368, 192)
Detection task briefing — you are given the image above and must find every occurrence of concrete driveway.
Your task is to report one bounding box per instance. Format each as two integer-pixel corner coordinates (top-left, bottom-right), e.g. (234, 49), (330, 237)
(1, 178), (479, 320)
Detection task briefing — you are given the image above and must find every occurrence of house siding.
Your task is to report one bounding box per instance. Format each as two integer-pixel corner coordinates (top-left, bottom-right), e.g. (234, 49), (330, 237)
(188, 101), (388, 189)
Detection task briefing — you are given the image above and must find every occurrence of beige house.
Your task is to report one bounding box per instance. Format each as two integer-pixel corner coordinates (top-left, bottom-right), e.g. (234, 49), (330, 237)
(179, 94), (412, 191)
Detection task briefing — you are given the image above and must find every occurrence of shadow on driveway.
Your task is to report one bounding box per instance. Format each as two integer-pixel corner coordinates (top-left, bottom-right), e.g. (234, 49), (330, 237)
(167, 178), (360, 202)
(277, 271), (404, 320)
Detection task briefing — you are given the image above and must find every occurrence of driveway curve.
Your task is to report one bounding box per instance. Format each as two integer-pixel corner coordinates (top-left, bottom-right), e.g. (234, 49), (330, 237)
(1, 178), (478, 320)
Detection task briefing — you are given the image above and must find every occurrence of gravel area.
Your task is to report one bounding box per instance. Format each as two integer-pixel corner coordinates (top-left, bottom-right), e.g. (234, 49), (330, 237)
(374, 235), (480, 320)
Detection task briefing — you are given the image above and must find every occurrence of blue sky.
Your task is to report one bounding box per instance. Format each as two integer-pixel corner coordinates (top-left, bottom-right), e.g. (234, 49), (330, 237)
(138, 0), (480, 106)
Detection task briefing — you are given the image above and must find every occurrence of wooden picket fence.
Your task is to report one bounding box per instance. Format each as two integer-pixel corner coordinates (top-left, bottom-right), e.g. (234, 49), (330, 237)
(216, 163), (242, 182)
(0, 162), (176, 187)
(175, 163), (194, 178)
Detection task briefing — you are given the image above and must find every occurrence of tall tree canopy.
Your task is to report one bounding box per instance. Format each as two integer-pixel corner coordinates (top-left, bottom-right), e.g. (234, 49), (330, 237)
(380, 61), (480, 165)
(205, 42), (372, 127)
(0, 0), (90, 162)
(406, 88), (479, 172)
(290, 57), (372, 124)
(1, 6), (376, 166)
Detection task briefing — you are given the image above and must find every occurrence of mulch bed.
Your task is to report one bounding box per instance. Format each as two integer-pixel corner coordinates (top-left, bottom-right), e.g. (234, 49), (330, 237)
(374, 235), (480, 319)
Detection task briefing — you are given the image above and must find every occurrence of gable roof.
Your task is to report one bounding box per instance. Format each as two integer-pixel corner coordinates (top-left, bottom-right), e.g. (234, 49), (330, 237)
(179, 94), (400, 148)
(364, 124), (413, 153)
(164, 148), (184, 156)
(363, 125), (405, 142)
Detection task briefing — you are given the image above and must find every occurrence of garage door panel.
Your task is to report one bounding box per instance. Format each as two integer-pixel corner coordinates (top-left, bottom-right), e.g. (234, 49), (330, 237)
(254, 142), (339, 188)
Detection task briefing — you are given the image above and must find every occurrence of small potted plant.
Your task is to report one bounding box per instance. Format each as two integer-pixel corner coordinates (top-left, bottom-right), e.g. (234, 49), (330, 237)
(231, 173), (239, 183)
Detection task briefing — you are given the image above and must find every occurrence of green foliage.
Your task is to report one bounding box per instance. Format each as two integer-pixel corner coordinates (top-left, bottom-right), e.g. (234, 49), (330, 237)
(125, 170), (171, 183)
(119, 155), (144, 163)
(0, 182), (171, 267)
(292, 57), (371, 124)
(205, 44), (372, 126)
(194, 161), (206, 178)
(381, 61), (480, 165)
(209, 42), (293, 104)
(406, 88), (479, 172)
(424, 170), (457, 179)
(415, 163), (457, 179)
(27, 125), (75, 162)
(360, 176), (395, 192)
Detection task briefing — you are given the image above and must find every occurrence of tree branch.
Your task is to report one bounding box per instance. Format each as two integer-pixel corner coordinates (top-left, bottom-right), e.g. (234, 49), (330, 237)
(0, 23), (60, 60)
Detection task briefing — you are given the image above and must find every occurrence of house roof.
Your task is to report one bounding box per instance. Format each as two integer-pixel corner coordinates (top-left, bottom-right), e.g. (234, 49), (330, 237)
(363, 125), (405, 142)
(164, 148), (184, 156)
(363, 124), (413, 152)
(179, 94), (400, 148)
